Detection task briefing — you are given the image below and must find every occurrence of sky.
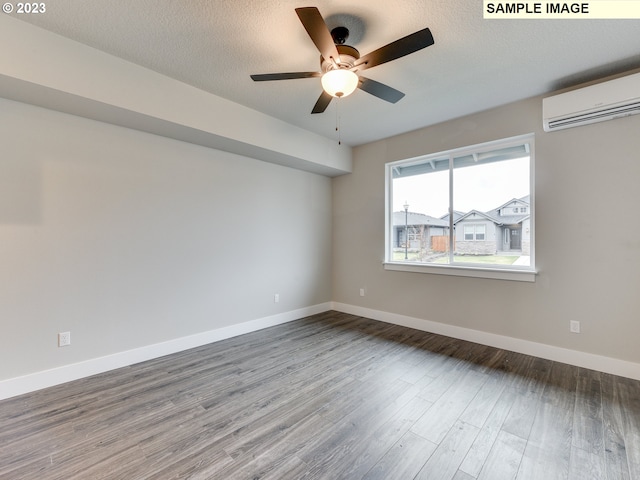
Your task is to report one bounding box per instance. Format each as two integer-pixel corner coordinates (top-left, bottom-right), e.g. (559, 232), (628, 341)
(392, 157), (530, 218)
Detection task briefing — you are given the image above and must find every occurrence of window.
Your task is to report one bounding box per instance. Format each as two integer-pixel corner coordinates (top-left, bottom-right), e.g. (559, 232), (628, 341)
(464, 225), (474, 241)
(464, 224), (485, 241)
(385, 134), (535, 281)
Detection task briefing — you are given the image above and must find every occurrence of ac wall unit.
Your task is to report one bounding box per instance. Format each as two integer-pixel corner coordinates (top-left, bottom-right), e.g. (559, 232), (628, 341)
(542, 72), (640, 132)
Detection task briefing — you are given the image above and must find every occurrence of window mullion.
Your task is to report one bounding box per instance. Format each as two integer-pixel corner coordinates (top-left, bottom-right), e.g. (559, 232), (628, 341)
(448, 153), (454, 264)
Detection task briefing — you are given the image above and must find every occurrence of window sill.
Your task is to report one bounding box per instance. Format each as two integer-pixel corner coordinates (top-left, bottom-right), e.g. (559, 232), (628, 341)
(383, 262), (537, 282)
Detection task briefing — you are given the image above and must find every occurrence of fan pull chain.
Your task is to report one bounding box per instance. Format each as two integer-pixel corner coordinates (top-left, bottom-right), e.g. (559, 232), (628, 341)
(335, 97), (341, 145)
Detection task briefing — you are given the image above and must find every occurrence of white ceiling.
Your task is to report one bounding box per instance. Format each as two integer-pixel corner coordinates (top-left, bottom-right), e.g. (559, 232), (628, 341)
(14, 0), (640, 146)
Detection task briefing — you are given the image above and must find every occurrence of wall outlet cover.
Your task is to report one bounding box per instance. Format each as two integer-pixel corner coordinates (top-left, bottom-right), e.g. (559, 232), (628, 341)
(58, 331), (71, 347)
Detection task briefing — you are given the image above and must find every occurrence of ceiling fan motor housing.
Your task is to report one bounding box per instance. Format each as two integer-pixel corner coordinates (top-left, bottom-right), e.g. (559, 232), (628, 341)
(321, 44), (360, 72)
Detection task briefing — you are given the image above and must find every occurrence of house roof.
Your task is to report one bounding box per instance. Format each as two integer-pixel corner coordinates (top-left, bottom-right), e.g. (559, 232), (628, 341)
(493, 196), (530, 211)
(456, 209), (530, 226)
(455, 210), (498, 224)
(397, 194), (531, 228)
(438, 196), (531, 227)
(393, 211), (448, 228)
(440, 211), (465, 223)
(480, 195), (531, 225)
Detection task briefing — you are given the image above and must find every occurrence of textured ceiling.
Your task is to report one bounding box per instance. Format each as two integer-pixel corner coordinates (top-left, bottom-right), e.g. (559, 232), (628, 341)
(13, 0), (640, 146)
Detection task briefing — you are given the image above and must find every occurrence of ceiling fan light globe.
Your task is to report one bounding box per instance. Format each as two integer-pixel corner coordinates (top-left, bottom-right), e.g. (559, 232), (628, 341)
(321, 69), (358, 98)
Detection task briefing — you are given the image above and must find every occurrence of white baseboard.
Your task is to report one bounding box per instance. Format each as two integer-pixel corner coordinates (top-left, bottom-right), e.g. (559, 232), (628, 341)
(0, 303), (331, 401)
(3, 301), (638, 401)
(331, 302), (640, 381)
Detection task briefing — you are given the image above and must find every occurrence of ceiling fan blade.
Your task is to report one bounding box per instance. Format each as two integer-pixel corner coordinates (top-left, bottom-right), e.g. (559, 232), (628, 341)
(251, 72), (321, 81)
(358, 77), (405, 103)
(354, 27), (434, 71)
(311, 91), (333, 114)
(295, 7), (341, 64)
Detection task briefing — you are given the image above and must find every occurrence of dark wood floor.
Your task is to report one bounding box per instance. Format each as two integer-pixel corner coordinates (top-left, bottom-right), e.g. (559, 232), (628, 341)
(1, 311), (639, 479)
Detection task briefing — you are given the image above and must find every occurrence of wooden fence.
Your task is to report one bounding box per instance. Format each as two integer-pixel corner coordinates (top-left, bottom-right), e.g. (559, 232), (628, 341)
(431, 235), (453, 252)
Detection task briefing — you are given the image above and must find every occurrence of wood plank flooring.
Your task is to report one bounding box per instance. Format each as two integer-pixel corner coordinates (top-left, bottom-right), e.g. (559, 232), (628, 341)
(1, 311), (639, 479)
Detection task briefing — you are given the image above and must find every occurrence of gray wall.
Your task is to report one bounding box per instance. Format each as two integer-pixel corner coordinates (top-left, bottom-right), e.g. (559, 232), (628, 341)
(0, 98), (332, 381)
(332, 95), (640, 364)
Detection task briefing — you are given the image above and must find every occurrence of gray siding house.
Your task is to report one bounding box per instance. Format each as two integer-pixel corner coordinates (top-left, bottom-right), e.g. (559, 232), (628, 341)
(392, 212), (449, 250)
(454, 196), (530, 255)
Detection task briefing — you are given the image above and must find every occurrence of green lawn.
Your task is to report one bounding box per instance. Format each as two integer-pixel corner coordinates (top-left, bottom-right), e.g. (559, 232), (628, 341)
(392, 251), (422, 261)
(433, 255), (518, 265)
(393, 252), (520, 265)
(444, 255), (519, 265)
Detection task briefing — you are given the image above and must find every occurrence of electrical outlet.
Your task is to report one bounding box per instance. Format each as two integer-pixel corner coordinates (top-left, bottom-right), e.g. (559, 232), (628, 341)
(58, 331), (71, 347)
(569, 321), (581, 334)
(359, 288), (366, 297)
(274, 293), (279, 303)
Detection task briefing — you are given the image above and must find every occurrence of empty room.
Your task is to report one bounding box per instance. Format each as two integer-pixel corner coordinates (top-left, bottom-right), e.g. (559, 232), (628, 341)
(1, 2), (639, 479)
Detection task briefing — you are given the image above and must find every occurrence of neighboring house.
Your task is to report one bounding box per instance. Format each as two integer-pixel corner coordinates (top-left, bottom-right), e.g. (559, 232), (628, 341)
(393, 196), (530, 256)
(440, 210), (465, 224)
(454, 196), (531, 255)
(392, 212), (449, 250)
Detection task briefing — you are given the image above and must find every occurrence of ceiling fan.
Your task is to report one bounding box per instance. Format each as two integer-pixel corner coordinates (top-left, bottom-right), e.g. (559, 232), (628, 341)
(250, 7), (435, 114)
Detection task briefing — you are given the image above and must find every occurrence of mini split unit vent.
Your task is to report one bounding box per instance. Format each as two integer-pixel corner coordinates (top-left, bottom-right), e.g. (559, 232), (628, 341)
(543, 72), (640, 132)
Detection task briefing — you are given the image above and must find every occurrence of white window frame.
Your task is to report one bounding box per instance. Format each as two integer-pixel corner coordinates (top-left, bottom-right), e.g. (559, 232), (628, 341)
(384, 134), (536, 282)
